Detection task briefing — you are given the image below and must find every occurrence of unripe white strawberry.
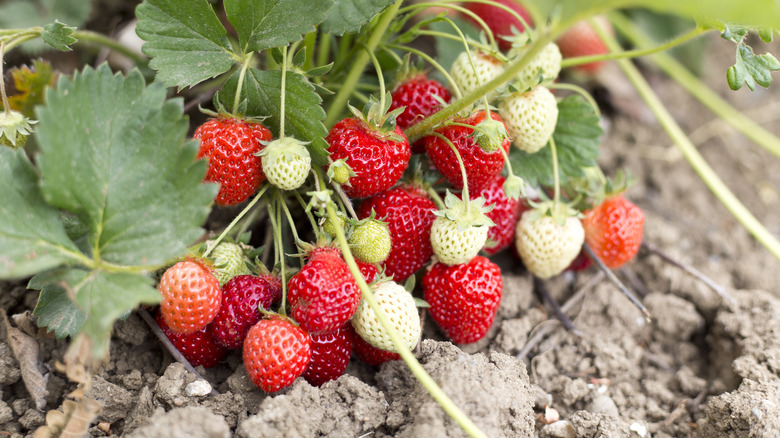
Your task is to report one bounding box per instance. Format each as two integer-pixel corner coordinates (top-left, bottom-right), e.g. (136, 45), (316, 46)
(514, 205), (584, 279)
(429, 192), (494, 266)
(349, 218), (392, 264)
(498, 85), (558, 154)
(511, 42), (562, 89)
(260, 137), (311, 191)
(450, 51), (505, 99)
(350, 281), (421, 353)
(210, 241), (251, 285)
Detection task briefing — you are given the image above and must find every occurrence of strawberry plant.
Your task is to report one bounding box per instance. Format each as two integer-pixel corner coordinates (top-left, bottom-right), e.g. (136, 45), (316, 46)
(1, 0), (780, 436)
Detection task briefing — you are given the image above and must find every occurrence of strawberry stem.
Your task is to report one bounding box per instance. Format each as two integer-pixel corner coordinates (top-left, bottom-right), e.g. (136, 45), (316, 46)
(597, 19), (780, 262)
(292, 190), (321, 234)
(549, 136), (561, 206)
(315, 31), (332, 72)
(432, 132), (471, 206)
(360, 42), (387, 114)
(583, 243), (652, 321)
(384, 43), (463, 98)
(268, 200), (288, 317)
(398, 2), (499, 51)
(547, 82), (600, 117)
(426, 186), (447, 210)
(232, 53), (253, 115)
(279, 45), (289, 139)
(202, 184), (270, 259)
(0, 42), (9, 116)
(325, 202), (488, 438)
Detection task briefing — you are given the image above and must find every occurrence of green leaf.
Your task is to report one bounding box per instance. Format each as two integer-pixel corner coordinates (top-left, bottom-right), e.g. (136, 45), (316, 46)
(135, 0), (235, 89)
(529, 0), (780, 31)
(216, 68), (330, 166)
(36, 64), (217, 269)
(41, 21), (77, 51)
(29, 270), (88, 339)
(224, 0), (332, 53)
(728, 43), (780, 90)
(322, 0), (396, 36)
(759, 27), (774, 43)
(509, 96), (602, 188)
(6, 60), (57, 118)
(0, 148), (81, 280)
(0, 0), (90, 53)
(32, 269), (159, 357)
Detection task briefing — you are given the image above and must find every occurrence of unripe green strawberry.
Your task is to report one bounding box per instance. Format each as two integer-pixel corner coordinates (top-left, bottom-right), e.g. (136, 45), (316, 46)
(450, 51), (505, 99)
(0, 110), (34, 149)
(429, 192), (494, 266)
(260, 137), (311, 191)
(511, 42), (562, 89)
(210, 241), (251, 285)
(349, 218), (392, 264)
(350, 280), (420, 353)
(498, 85), (558, 154)
(321, 213), (346, 237)
(514, 204), (584, 279)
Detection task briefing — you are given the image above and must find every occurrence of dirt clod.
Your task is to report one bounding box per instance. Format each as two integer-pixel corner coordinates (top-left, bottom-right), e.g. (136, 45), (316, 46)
(124, 406), (230, 438)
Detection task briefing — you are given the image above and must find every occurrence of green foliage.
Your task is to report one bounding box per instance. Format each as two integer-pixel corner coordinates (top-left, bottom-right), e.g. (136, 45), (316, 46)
(509, 96), (602, 188)
(323, 0), (397, 35)
(41, 21), (76, 51)
(720, 25), (780, 91)
(6, 60), (56, 117)
(30, 271), (88, 340)
(0, 148), (80, 279)
(0, 0), (90, 53)
(135, 0), (235, 89)
(216, 68), (330, 166)
(225, 0), (333, 53)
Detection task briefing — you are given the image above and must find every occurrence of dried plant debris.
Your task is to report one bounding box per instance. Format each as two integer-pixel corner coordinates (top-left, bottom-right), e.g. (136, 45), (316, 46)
(1, 309), (48, 410)
(33, 397), (102, 438)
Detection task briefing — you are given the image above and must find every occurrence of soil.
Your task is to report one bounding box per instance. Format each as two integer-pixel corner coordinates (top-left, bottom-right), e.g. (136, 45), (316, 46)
(2, 7), (780, 438)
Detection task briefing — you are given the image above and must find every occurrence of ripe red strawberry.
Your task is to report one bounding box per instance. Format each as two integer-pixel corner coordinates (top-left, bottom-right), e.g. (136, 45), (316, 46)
(326, 117), (411, 198)
(424, 110), (510, 193)
(243, 318), (312, 393)
(158, 260), (221, 334)
(346, 324), (400, 367)
(357, 186), (437, 282)
(556, 16), (612, 74)
(154, 311), (227, 368)
(193, 117), (273, 206)
(207, 274), (282, 349)
(287, 247), (361, 335)
(582, 195), (645, 269)
(303, 325), (353, 386)
(463, 0), (534, 51)
(423, 256), (503, 344)
(461, 176), (524, 255)
(356, 260), (379, 283)
(389, 74), (451, 153)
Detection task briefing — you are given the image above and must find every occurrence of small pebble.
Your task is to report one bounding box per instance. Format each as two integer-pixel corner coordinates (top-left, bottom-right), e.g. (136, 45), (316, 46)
(185, 380), (212, 397)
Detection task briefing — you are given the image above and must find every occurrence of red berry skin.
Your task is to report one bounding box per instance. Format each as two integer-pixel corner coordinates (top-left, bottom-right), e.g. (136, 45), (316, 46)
(287, 247), (361, 335)
(565, 248), (593, 272)
(194, 117), (273, 206)
(155, 312), (227, 368)
(582, 196), (645, 269)
(356, 260), (379, 283)
(347, 324), (400, 367)
(463, 0), (534, 51)
(556, 18), (612, 74)
(303, 325), (353, 386)
(424, 110), (510, 193)
(158, 260), (222, 334)
(357, 186), (437, 282)
(460, 176), (523, 255)
(243, 318), (312, 393)
(326, 118), (411, 199)
(207, 275), (282, 350)
(423, 256), (503, 344)
(389, 75), (451, 153)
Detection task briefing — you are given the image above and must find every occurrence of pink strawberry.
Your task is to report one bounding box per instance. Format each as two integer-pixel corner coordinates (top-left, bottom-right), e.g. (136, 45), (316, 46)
(193, 117), (273, 206)
(357, 186), (437, 282)
(243, 317), (311, 393)
(556, 16), (612, 74)
(303, 325), (353, 386)
(207, 274), (282, 349)
(389, 74), (451, 153)
(463, 0), (534, 51)
(287, 246), (361, 335)
(154, 311), (227, 368)
(424, 110), (510, 193)
(423, 256), (503, 344)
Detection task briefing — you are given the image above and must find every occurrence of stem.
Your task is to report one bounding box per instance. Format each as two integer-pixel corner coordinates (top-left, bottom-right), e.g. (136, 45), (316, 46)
(559, 25), (707, 69)
(325, 0), (403, 127)
(415, 30), (491, 54)
(293, 190), (320, 232)
(276, 191), (301, 245)
(609, 12), (780, 160)
(280, 47), (289, 138)
(547, 82), (600, 117)
(233, 53), (253, 115)
(384, 43), (463, 98)
(316, 32), (332, 70)
(596, 20), (780, 261)
(334, 183), (359, 220)
(268, 200), (288, 316)
(303, 32), (316, 71)
(398, 2), (498, 50)
(432, 132), (470, 204)
(203, 185), (269, 258)
(360, 42), (387, 111)
(426, 186), (446, 209)
(549, 136), (560, 205)
(583, 243), (652, 321)
(72, 30), (148, 65)
(326, 203), (487, 438)
(0, 42), (9, 116)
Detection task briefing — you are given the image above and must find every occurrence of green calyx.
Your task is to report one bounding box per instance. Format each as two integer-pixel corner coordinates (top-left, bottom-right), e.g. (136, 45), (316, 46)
(433, 191), (495, 231)
(527, 199), (582, 227)
(470, 117), (509, 153)
(348, 216), (392, 264)
(348, 93), (405, 142)
(0, 110), (35, 149)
